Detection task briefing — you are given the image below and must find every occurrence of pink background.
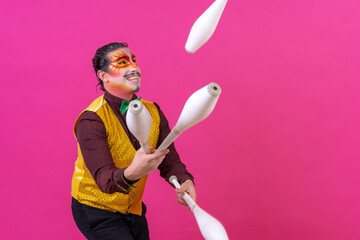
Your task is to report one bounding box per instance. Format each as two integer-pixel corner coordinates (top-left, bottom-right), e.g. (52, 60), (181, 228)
(1, 0), (360, 239)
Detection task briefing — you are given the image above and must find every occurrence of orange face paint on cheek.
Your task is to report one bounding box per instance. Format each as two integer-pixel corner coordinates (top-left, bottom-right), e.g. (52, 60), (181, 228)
(109, 65), (123, 76)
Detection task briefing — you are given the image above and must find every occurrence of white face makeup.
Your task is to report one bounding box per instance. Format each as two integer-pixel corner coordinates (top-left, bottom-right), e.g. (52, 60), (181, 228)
(107, 47), (141, 93)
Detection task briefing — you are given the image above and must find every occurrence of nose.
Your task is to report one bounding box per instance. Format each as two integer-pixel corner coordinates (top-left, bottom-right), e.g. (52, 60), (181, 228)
(128, 61), (138, 69)
(129, 61), (140, 73)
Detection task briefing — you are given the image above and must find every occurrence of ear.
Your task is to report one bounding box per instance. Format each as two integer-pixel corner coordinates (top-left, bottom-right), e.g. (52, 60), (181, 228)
(97, 70), (109, 83)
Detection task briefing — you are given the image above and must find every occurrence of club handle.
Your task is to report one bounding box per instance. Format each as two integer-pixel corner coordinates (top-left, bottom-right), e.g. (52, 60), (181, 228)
(140, 141), (150, 154)
(156, 128), (181, 152)
(169, 176), (196, 210)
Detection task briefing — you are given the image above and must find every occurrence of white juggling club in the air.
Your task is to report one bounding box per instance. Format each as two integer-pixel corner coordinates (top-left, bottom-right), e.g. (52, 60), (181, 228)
(126, 100), (152, 154)
(169, 176), (229, 240)
(156, 83), (221, 152)
(185, 0), (228, 53)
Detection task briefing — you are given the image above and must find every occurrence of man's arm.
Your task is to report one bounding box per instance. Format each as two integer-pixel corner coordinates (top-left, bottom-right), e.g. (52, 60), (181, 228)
(76, 111), (138, 194)
(154, 103), (194, 184)
(154, 103), (196, 204)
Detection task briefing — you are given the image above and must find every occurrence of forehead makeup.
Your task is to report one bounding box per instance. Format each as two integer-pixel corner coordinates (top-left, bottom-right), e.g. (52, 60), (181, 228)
(111, 51), (126, 61)
(110, 50), (135, 61)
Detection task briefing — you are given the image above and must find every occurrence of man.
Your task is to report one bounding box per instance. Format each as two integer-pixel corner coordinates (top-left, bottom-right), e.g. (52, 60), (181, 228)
(71, 42), (196, 240)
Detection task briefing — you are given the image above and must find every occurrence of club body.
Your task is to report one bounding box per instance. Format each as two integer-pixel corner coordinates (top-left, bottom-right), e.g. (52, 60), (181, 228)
(126, 100), (152, 154)
(156, 83), (221, 152)
(169, 176), (229, 240)
(185, 0), (228, 53)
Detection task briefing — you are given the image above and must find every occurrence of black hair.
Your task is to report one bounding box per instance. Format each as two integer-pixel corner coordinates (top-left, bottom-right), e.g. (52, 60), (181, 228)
(92, 42), (128, 91)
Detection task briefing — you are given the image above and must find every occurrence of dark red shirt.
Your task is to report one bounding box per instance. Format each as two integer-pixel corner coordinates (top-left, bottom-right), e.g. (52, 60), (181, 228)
(75, 91), (194, 194)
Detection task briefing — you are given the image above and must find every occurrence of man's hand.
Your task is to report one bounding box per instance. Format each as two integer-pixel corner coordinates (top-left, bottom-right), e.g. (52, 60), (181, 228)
(124, 148), (169, 181)
(176, 179), (196, 206)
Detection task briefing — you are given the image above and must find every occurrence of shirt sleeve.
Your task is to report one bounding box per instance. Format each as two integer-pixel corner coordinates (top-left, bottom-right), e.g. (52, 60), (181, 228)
(154, 103), (195, 186)
(75, 111), (137, 194)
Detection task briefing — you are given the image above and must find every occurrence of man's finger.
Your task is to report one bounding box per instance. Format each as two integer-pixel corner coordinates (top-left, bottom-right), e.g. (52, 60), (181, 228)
(153, 149), (169, 158)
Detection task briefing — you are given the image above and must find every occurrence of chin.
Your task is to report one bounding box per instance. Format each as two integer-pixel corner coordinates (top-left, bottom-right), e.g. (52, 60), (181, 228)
(130, 82), (140, 92)
(134, 86), (140, 92)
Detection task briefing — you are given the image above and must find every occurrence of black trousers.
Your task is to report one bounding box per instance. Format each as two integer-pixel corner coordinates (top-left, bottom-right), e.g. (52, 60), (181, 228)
(72, 198), (150, 240)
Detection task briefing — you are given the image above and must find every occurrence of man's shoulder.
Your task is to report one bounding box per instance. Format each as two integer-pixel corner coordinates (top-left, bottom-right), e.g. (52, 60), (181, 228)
(85, 95), (107, 112)
(78, 110), (102, 121)
(74, 95), (106, 129)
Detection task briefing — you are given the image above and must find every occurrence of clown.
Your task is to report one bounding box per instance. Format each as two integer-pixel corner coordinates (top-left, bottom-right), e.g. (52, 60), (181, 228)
(71, 42), (196, 240)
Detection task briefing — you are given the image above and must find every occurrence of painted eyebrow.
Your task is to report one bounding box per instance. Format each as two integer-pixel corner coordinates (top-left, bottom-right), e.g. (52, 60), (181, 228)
(129, 51), (136, 59)
(110, 52), (130, 61)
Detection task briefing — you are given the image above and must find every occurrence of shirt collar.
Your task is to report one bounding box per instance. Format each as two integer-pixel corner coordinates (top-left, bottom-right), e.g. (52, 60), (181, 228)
(103, 90), (138, 115)
(104, 90), (138, 103)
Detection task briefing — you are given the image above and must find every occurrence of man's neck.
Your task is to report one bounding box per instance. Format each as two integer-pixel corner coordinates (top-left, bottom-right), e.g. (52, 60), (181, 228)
(105, 87), (134, 101)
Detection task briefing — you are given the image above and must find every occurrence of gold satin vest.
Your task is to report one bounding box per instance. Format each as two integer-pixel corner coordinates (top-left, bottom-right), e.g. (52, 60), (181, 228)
(71, 95), (160, 215)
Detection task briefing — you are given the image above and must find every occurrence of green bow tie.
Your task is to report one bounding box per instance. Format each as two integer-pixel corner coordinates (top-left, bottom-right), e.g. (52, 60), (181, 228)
(120, 97), (141, 115)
